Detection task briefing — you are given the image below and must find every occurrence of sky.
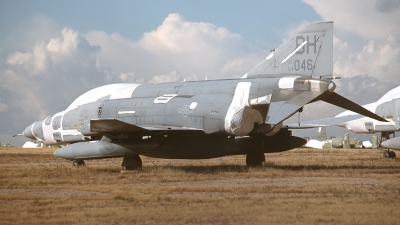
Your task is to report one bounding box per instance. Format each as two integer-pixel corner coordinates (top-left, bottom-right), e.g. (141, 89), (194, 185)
(1, 0), (399, 147)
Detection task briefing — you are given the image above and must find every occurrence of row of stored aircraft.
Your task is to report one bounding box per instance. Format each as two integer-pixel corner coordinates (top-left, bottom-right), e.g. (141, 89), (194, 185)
(288, 86), (400, 158)
(17, 22), (397, 169)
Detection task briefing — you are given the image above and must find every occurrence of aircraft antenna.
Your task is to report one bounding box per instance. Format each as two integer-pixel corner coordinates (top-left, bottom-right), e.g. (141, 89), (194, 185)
(298, 107), (304, 126)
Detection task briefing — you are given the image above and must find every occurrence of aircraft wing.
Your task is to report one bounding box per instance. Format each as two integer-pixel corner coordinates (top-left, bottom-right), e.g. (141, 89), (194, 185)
(90, 118), (202, 134)
(284, 114), (363, 129)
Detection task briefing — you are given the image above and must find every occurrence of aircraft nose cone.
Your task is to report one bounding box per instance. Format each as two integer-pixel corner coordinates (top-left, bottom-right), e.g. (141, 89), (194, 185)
(23, 123), (35, 139)
(23, 119), (46, 141)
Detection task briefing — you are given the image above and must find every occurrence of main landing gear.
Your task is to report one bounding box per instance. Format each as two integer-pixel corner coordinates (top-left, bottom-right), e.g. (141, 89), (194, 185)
(380, 132), (396, 159)
(121, 155), (142, 170)
(246, 151), (265, 167)
(379, 131), (392, 145)
(383, 149), (396, 158)
(246, 137), (266, 167)
(72, 160), (86, 167)
(71, 156), (143, 169)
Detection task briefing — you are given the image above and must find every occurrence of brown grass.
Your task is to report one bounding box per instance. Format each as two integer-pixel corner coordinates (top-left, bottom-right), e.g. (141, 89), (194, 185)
(0, 147), (399, 225)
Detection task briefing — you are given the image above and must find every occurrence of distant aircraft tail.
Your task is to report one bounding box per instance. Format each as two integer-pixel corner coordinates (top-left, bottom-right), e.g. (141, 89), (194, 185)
(245, 21), (333, 79)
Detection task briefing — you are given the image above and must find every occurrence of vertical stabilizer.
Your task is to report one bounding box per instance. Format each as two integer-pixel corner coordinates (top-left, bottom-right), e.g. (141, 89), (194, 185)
(245, 22), (333, 79)
(316, 127), (327, 141)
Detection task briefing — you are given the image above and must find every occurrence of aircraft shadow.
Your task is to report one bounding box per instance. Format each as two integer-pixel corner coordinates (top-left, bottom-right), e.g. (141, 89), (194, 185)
(146, 163), (400, 174)
(150, 165), (249, 174)
(263, 162), (400, 172)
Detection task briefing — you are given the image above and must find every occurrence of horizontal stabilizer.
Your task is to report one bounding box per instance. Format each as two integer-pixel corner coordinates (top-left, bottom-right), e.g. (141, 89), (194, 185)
(284, 114), (363, 129)
(322, 93), (387, 122)
(90, 119), (148, 133)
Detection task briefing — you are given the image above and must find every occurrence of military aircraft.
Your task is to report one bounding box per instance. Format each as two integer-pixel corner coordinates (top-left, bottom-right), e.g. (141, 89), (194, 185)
(19, 22), (387, 169)
(289, 86), (400, 158)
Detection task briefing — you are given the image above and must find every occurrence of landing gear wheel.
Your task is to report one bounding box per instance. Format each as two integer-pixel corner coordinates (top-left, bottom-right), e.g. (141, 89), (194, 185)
(246, 151), (265, 168)
(384, 150), (396, 158)
(72, 160), (85, 167)
(121, 155), (142, 170)
(384, 151), (390, 158)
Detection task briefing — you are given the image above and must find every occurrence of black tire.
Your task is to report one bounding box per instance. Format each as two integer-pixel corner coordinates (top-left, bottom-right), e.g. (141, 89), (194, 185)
(123, 155), (142, 170)
(384, 151), (390, 158)
(73, 160), (85, 167)
(246, 152), (264, 168)
(389, 151), (396, 158)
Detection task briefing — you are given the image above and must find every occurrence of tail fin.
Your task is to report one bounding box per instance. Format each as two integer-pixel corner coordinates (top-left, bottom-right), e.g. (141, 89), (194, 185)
(245, 21), (333, 79)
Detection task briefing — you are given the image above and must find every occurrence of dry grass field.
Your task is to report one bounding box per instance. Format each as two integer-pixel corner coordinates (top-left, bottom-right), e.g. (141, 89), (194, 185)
(0, 147), (399, 225)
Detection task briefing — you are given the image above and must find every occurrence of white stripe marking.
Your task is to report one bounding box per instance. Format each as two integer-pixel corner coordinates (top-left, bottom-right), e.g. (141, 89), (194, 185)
(118, 111), (136, 114)
(281, 41), (307, 64)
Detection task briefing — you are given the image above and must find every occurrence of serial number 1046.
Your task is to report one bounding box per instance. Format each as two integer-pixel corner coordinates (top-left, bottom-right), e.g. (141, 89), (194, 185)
(288, 59), (313, 71)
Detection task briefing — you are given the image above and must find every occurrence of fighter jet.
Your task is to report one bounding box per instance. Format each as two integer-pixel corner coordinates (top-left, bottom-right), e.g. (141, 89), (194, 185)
(19, 22), (387, 169)
(289, 86), (400, 158)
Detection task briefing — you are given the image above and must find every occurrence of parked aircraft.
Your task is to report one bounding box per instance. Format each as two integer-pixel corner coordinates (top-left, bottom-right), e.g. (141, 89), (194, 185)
(289, 86), (400, 158)
(302, 127), (334, 149)
(18, 22), (386, 169)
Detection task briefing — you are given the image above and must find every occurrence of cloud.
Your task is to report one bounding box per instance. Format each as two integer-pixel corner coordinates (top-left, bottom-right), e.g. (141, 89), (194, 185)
(119, 72), (136, 83)
(333, 29), (400, 81)
(334, 75), (397, 105)
(139, 14), (242, 54)
(148, 70), (200, 84)
(1, 20), (108, 134)
(375, 0), (400, 13)
(302, 0), (400, 41)
(6, 27), (101, 78)
(0, 99), (8, 112)
(220, 54), (263, 77)
(1, 13), (262, 140)
(302, 0), (400, 83)
(85, 13), (259, 82)
(6, 42), (49, 75)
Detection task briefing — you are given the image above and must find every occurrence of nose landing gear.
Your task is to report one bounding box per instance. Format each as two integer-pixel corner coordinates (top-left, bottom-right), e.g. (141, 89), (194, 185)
(72, 160), (86, 167)
(383, 149), (396, 158)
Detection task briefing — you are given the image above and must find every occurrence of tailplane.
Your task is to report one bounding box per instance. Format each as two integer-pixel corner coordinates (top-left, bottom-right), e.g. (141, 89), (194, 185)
(245, 21), (333, 79)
